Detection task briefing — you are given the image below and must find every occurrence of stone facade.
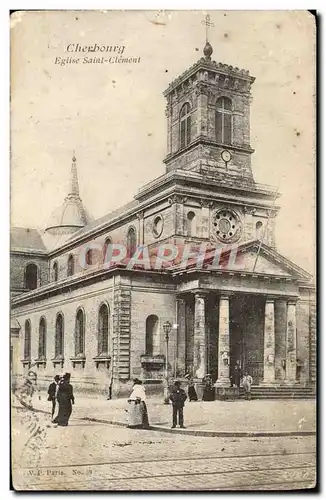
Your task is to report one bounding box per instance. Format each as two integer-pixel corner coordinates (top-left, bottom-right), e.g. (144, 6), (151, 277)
(10, 43), (315, 398)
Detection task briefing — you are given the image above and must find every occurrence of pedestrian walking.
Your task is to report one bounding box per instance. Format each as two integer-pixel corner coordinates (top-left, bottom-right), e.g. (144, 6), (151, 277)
(127, 379), (149, 429)
(53, 373), (74, 427)
(242, 371), (253, 400)
(47, 375), (60, 419)
(185, 374), (198, 402)
(169, 381), (187, 429)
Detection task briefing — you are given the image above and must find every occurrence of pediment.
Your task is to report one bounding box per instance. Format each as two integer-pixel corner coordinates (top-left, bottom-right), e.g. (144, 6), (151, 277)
(226, 250), (292, 276)
(216, 241), (312, 281)
(178, 240), (312, 282)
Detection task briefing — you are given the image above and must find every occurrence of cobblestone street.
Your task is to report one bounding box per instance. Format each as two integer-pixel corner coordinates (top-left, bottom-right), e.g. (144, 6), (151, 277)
(12, 405), (316, 491)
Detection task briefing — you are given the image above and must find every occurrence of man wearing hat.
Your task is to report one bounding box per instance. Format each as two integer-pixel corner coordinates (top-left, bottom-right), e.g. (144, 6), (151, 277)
(169, 381), (187, 429)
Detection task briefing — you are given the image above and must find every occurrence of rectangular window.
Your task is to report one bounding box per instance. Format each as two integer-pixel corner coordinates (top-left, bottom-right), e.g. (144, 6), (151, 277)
(186, 116), (191, 145)
(180, 120), (186, 148)
(224, 114), (232, 144)
(216, 111), (222, 143)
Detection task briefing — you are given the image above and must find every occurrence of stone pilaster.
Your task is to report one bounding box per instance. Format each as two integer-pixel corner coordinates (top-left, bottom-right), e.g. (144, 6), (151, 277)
(137, 212), (144, 245)
(196, 91), (208, 138)
(309, 300), (316, 385)
(176, 298), (186, 376)
(285, 298), (297, 383)
(262, 297), (276, 384)
(112, 279), (131, 396)
(193, 292), (207, 379)
(215, 294), (230, 386)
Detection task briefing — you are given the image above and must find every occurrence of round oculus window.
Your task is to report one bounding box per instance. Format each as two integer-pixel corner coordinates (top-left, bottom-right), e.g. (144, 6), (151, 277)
(153, 215), (164, 238)
(212, 208), (241, 243)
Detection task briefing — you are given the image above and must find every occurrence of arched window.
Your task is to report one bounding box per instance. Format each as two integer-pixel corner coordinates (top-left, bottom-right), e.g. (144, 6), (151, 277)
(127, 227), (137, 258)
(216, 97), (232, 144)
(55, 313), (64, 358)
(24, 320), (31, 360)
(52, 261), (58, 282)
(103, 237), (112, 264)
(145, 315), (159, 356)
(75, 309), (85, 356)
(186, 211), (196, 237)
(38, 317), (46, 359)
(98, 304), (110, 355)
(86, 249), (94, 266)
(256, 221), (263, 240)
(180, 103), (191, 149)
(67, 254), (74, 277)
(25, 264), (38, 290)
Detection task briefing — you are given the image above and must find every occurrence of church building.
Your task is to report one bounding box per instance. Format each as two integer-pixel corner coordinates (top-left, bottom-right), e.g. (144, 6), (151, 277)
(10, 40), (316, 398)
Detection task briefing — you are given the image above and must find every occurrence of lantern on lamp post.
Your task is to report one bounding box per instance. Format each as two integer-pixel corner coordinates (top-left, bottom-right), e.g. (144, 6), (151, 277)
(163, 320), (172, 404)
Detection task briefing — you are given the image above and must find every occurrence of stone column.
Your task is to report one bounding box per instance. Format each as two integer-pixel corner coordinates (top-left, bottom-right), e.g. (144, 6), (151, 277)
(193, 292), (207, 379)
(215, 294), (230, 386)
(263, 297), (276, 384)
(176, 298), (186, 376)
(285, 298), (298, 383)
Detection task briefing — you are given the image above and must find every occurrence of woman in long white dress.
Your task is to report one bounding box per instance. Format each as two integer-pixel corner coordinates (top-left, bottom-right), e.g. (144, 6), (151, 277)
(127, 379), (149, 429)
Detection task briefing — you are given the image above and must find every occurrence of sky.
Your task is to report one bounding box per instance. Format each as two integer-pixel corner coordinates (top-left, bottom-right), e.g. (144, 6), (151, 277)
(10, 10), (315, 274)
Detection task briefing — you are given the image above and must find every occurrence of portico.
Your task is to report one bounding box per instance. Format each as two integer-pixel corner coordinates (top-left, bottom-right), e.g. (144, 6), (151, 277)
(176, 289), (299, 387)
(173, 241), (310, 387)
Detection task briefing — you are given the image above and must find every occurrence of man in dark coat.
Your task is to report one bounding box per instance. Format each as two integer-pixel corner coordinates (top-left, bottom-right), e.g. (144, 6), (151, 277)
(231, 364), (241, 388)
(169, 381), (187, 429)
(47, 375), (60, 418)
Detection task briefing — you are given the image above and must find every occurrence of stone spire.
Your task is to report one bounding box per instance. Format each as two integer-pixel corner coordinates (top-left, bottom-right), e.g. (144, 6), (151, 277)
(68, 155), (80, 198)
(45, 153), (93, 235)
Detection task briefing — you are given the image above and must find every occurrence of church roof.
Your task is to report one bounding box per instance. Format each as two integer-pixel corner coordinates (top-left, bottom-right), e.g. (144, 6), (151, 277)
(11, 227), (47, 252)
(67, 199), (139, 243)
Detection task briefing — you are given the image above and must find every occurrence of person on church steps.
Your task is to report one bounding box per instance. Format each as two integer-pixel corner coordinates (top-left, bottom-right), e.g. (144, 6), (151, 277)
(47, 374), (60, 419)
(202, 374), (215, 401)
(230, 363), (241, 388)
(169, 381), (187, 429)
(185, 374), (198, 402)
(127, 379), (149, 429)
(242, 371), (253, 400)
(52, 373), (74, 427)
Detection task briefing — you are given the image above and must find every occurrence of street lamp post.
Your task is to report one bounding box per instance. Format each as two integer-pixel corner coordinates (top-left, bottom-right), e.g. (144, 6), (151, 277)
(163, 321), (172, 404)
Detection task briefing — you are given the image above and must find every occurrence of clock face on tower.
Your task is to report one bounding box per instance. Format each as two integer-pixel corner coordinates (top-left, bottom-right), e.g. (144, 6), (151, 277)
(212, 208), (242, 243)
(221, 149), (232, 163)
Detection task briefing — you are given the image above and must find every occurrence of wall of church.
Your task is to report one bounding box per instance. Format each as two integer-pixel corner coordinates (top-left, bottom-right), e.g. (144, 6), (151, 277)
(129, 282), (176, 382)
(13, 278), (115, 393)
(143, 202), (175, 245)
(10, 253), (49, 292)
(243, 212), (276, 247)
(47, 216), (140, 281)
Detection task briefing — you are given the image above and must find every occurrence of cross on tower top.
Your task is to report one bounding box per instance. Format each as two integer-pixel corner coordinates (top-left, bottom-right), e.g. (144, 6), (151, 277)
(201, 14), (215, 43)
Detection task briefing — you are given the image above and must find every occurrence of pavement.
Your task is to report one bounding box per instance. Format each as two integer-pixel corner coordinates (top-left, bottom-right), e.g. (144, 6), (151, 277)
(13, 390), (316, 437)
(11, 405), (316, 491)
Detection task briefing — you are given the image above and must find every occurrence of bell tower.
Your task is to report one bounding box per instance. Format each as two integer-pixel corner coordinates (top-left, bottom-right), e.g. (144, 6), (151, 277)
(163, 32), (256, 184)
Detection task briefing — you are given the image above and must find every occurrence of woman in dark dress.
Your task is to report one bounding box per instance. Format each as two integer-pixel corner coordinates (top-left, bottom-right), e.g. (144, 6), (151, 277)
(53, 373), (74, 426)
(185, 374), (198, 402)
(202, 374), (215, 401)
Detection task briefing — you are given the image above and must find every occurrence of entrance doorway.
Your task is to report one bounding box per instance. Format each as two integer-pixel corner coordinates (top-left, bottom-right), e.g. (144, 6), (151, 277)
(230, 323), (246, 373)
(230, 295), (265, 384)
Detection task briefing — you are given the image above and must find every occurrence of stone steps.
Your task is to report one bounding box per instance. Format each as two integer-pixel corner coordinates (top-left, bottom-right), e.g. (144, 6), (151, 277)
(240, 385), (316, 400)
